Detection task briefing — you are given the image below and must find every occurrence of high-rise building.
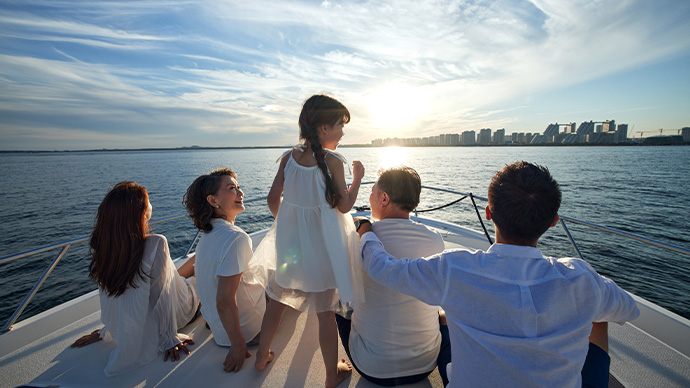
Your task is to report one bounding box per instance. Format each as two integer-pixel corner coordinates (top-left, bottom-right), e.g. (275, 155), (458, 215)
(450, 133), (460, 145)
(544, 123), (560, 138)
(517, 133), (525, 144)
(577, 121), (595, 135)
(615, 124), (628, 143)
(478, 128), (491, 145)
(493, 128), (505, 144)
(603, 120), (616, 133)
(530, 134), (546, 144)
(461, 131), (476, 145)
(525, 133), (535, 144)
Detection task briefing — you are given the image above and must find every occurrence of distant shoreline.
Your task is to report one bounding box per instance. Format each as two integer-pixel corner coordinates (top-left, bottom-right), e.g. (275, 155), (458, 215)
(0, 142), (687, 154)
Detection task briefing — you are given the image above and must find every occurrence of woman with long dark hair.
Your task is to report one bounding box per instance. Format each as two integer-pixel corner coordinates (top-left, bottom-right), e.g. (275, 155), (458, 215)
(71, 181), (199, 376)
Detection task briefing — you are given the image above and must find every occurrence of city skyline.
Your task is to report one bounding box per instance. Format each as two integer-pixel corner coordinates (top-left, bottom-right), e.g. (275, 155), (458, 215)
(372, 121), (690, 146)
(1, 1), (689, 151)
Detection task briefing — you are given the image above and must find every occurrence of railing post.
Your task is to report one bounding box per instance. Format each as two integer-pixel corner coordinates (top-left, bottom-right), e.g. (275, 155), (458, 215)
(559, 218), (585, 261)
(2, 244), (72, 333)
(559, 215), (690, 256)
(184, 229), (202, 257)
(1, 202), (273, 334)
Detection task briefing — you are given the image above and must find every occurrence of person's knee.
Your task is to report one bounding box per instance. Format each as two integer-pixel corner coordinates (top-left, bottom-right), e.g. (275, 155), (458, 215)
(317, 310), (335, 320)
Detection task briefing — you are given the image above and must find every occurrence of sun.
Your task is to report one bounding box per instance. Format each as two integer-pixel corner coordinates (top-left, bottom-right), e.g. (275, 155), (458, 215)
(366, 83), (429, 129)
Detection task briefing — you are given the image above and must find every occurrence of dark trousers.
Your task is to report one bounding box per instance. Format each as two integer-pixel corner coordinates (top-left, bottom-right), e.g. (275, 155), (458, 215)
(581, 342), (610, 388)
(335, 314), (451, 386)
(336, 313), (606, 388)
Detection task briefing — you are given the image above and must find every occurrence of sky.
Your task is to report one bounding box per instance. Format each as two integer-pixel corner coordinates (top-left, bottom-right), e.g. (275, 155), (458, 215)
(0, 0), (689, 150)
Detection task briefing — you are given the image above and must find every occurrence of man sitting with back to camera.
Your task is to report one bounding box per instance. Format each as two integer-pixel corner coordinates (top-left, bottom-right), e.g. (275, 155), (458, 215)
(336, 166), (452, 386)
(357, 161), (640, 388)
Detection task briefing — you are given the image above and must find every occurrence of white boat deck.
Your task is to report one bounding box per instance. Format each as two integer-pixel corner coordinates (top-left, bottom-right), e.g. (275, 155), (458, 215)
(1, 214), (689, 387)
(0, 292), (443, 388)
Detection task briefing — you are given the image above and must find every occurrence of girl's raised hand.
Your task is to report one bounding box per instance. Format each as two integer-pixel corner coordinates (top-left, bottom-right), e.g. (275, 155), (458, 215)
(352, 161), (365, 181)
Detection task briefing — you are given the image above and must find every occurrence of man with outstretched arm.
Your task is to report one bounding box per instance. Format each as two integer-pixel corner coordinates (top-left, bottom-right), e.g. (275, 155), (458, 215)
(358, 161), (639, 388)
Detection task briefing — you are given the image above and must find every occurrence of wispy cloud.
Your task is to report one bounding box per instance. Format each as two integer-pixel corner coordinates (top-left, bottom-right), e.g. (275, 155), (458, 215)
(0, 0), (688, 149)
(0, 14), (168, 42)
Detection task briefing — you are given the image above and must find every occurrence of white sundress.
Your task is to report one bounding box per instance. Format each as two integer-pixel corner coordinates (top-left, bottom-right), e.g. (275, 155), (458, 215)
(98, 234), (199, 376)
(253, 146), (363, 312)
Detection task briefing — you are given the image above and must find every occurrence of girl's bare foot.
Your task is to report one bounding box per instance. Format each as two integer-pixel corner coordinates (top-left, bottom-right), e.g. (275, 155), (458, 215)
(325, 358), (352, 388)
(254, 350), (274, 370)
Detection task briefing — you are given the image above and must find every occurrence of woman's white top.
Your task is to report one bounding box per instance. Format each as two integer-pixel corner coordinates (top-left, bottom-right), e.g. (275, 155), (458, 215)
(253, 147), (362, 307)
(194, 219), (266, 346)
(98, 234), (199, 377)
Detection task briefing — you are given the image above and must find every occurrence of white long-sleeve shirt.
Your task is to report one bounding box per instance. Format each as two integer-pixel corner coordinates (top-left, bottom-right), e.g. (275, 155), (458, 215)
(360, 232), (640, 388)
(99, 234), (199, 377)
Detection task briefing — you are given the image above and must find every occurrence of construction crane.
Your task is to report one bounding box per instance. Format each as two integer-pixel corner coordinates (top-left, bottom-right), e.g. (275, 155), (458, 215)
(635, 128), (682, 139)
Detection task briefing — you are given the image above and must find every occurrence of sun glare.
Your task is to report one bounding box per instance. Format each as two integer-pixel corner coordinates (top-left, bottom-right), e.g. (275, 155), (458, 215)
(366, 84), (429, 129)
(377, 146), (410, 170)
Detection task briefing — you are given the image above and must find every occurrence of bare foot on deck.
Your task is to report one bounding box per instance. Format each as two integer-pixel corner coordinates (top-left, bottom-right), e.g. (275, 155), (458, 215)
(254, 350), (274, 370)
(325, 359), (352, 388)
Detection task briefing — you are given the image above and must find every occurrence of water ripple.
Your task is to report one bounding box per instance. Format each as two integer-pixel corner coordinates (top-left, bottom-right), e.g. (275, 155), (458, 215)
(1, 146), (688, 324)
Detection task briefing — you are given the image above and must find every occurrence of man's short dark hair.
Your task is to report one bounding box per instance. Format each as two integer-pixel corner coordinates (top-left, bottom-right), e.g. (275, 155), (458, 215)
(376, 166), (421, 212)
(488, 161), (561, 245)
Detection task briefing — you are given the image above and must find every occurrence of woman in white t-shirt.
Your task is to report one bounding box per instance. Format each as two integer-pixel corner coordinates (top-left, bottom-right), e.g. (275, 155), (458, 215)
(183, 167), (267, 373)
(71, 181), (199, 376)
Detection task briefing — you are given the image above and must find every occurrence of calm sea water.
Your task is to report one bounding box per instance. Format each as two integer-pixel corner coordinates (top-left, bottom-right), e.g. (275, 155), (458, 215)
(1, 146), (689, 325)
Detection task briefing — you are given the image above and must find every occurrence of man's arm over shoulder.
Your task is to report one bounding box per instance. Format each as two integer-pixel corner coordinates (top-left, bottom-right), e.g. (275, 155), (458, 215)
(574, 259), (640, 324)
(360, 232), (448, 306)
(595, 274), (640, 324)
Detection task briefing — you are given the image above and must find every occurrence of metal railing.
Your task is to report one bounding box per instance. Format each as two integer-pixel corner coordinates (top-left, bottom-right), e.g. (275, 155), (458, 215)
(0, 195), (267, 333)
(2, 186), (689, 333)
(413, 186), (690, 260)
(558, 215), (690, 257)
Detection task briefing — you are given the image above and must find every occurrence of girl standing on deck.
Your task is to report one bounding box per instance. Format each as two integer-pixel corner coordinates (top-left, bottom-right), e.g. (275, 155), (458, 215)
(71, 182), (199, 376)
(253, 94), (365, 387)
